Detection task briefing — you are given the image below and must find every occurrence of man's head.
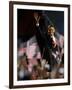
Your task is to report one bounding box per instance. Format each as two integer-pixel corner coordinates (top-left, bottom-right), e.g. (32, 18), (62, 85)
(47, 25), (56, 36)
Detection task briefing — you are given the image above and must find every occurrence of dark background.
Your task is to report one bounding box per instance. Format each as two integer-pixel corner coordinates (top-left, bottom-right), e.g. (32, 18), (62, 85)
(17, 9), (64, 42)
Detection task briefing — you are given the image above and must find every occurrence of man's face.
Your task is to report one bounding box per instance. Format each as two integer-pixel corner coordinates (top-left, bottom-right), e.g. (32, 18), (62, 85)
(48, 26), (56, 48)
(48, 26), (55, 36)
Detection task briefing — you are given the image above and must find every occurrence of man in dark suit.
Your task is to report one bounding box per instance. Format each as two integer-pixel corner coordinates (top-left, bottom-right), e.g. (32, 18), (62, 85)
(33, 11), (64, 73)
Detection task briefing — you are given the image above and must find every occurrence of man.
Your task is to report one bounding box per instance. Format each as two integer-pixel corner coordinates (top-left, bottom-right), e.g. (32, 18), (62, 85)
(33, 11), (64, 73)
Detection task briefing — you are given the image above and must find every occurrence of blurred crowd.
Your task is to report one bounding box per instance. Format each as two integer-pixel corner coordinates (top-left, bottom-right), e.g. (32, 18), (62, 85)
(17, 36), (64, 80)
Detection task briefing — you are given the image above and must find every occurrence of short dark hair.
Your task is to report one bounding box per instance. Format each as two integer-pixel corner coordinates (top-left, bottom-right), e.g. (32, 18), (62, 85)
(48, 25), (55, 29)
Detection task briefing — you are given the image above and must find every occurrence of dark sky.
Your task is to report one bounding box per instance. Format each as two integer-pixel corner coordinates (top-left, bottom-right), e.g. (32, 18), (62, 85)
(45, 11), (64, 35)
(17, 9), (64, 42)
